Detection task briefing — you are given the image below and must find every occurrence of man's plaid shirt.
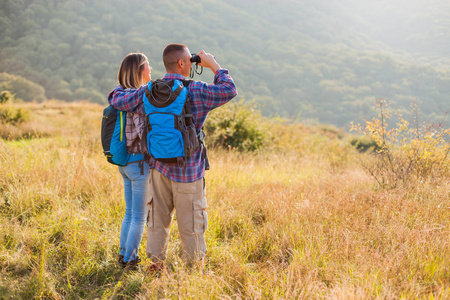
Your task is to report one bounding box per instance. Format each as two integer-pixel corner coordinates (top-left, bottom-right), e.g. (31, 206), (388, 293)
(108, 69), (237, 183)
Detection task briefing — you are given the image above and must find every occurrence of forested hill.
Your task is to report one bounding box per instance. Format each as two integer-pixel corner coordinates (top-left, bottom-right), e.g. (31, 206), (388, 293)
(1, 0), (449, 126)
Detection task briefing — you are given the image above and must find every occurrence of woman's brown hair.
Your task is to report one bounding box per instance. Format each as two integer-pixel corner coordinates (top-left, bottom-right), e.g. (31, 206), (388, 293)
(118, 53), (148, 89)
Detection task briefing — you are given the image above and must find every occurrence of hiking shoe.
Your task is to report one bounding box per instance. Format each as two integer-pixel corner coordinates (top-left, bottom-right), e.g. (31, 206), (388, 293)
(118, 255), (124, 265)
(121, 257), (141, 271)
(147, 261), (164, 274)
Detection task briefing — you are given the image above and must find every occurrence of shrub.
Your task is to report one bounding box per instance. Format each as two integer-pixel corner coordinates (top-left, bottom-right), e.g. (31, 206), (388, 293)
(0, 90), (13, 104)
(351, 99), (450, 188)
(204, 100), (269, 151)
(350, 135), (380, 152)
(0, 73), (46, 102)
(0, 91), (31, 125)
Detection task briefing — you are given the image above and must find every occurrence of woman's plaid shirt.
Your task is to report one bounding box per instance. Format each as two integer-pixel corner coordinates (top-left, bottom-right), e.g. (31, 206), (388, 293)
(125, 113), (145, 154)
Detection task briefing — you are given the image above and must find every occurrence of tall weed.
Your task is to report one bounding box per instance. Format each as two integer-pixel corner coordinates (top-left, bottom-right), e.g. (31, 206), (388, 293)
(351, 99), (449, 188)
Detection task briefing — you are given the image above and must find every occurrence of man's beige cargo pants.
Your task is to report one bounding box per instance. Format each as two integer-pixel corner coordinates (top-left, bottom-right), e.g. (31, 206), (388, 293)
(146, 170), (208, 262)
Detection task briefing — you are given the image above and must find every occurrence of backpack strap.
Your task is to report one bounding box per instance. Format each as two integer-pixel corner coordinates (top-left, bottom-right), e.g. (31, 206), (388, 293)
(181, 79), (210, 170)
(198, 127), (210, 170)
(126, 156), (148, 175)
(181, 79), (193, 87)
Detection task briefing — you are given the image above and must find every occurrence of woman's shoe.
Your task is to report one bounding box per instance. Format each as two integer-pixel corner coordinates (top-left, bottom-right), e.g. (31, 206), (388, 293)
(122, 257), (141, 270)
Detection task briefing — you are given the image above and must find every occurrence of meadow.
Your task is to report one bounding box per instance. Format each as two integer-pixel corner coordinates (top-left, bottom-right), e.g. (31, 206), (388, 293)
(0, 100), (449, 299)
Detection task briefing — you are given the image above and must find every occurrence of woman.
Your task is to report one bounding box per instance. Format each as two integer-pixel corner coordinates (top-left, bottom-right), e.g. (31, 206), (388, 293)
(110, 52), (152, 269)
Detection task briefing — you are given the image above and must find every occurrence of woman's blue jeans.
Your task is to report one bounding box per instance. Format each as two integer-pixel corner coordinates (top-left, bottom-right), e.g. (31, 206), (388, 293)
(118, 161), (150, 262)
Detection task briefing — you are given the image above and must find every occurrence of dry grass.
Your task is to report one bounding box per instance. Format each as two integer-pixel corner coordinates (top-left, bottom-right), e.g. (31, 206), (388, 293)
(0, 101), (449, 299)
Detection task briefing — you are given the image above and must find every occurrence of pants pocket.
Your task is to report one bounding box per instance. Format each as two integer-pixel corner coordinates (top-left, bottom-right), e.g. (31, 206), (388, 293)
(193, 197), (208, 234)
(147, 198), (154, 231)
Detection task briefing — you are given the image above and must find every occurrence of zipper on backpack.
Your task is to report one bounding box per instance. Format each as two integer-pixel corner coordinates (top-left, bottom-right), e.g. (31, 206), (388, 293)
(120, 111), (124, 142)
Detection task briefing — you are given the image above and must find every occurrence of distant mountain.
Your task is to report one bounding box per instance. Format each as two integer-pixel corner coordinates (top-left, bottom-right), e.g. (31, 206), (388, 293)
(0, 0), (449, 126)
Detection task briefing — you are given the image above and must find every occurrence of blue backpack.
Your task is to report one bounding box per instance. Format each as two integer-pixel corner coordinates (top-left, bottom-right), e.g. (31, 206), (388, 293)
(143, 79), (202, 166)
(101, 105), (145, 166)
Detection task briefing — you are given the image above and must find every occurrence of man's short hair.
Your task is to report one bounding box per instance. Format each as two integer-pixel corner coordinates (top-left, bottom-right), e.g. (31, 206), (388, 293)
(163, 43), (188, 71)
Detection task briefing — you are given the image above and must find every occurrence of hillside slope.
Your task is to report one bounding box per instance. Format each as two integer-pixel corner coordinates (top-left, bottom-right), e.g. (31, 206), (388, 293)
(0, 0), (449, 126)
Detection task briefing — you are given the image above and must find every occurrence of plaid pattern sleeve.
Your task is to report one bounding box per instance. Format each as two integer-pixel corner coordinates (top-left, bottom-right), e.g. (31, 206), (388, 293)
(125, 113), (145, 154)
(154, 69), (237, 183)
(189, 69), (238, 117)
(107, 85), (146, 116)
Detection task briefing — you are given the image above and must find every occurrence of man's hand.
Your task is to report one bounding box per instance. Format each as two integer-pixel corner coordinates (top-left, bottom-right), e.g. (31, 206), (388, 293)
(197, 50), (221, 74)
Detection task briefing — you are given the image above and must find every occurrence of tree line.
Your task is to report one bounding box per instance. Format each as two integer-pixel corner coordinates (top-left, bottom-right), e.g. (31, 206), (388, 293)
(0, 0), (449, 126)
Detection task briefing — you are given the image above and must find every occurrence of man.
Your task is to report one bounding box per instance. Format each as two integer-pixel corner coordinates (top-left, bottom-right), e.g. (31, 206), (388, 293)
(108, 44), (237, 268)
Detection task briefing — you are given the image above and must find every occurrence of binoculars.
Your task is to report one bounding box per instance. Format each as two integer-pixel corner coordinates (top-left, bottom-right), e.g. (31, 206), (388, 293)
(190, 54), (201, 63)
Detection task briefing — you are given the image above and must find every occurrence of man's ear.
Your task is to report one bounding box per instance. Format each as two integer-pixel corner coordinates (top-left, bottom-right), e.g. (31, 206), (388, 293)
(177, 58), (184, 69)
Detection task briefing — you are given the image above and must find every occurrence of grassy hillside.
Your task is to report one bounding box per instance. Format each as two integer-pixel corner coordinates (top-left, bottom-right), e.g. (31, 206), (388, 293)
(0, 101), (449, 298)
(0, 0), (449, 126)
